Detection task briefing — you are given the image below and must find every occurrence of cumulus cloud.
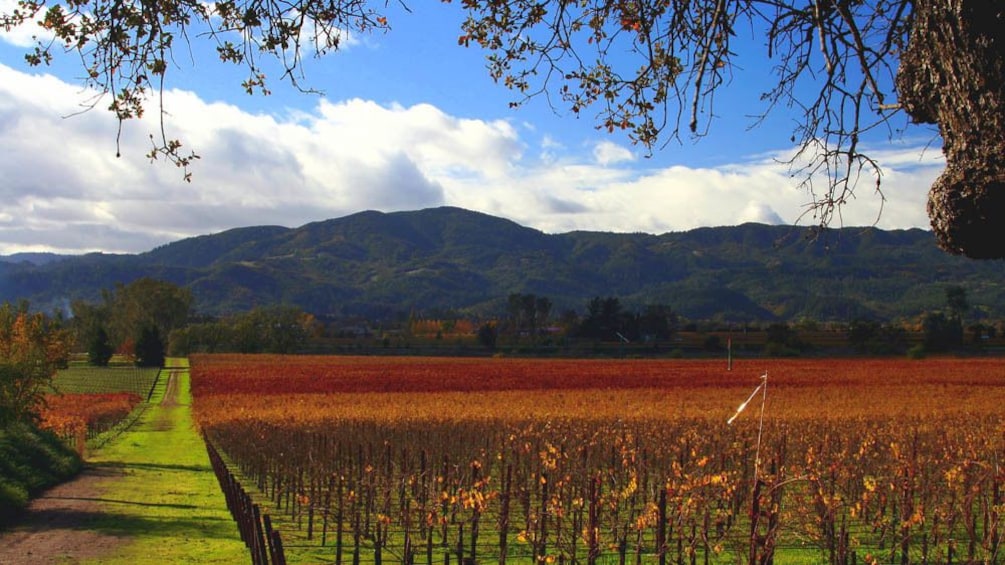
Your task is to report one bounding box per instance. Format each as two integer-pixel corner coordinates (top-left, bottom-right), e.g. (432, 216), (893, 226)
(0, 63), (941, 254)
(737, 202), (785, 225)
(592, 140), (635, 166)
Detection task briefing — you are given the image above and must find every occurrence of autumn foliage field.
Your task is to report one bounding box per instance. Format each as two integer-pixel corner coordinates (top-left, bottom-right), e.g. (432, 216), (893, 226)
(39, 392), (142, 443)
(37, 365), (161, 452)
(191, 354), (1005, 564)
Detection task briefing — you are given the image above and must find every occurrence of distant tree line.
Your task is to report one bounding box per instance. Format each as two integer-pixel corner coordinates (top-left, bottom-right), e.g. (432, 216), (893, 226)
(574, 297), (677, 343)
(502, 293), (553, 345)
(478, 286), (991, 357)
(68, 279), (323, 362)
(60, 279), (1000, 361)
(168, 306), (320, 355)
(845, 319), (908, 355)
(474, 293), (679, 351)
(72, 277), (191, 367)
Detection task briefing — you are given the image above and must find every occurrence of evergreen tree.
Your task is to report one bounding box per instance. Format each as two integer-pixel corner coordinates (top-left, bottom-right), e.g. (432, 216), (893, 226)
(134, 326), (165, 368)
(922, 312), (963, 353)
(476, 323), (498, 351)
(86, 326), (114, 366)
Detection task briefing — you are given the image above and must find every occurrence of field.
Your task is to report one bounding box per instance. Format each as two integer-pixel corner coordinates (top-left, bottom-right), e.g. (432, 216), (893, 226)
(191, 354), (1005, 564)
(50, 364), (163, 399)
(39, 364), (164, 450)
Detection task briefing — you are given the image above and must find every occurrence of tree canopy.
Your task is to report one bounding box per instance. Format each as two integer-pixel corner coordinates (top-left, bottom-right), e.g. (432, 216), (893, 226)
(167, 305), (319, 355)
(0, 303), (71, 426)
(134, 325), (166, 367)
(70, 277), (192, 357)
(3, 0), (1002, 257)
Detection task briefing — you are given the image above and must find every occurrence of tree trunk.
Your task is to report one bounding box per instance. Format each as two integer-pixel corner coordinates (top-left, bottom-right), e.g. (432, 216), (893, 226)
(897, 0), (1005, 258)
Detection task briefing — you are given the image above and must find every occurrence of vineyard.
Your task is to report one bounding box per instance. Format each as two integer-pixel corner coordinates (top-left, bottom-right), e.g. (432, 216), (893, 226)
(191, 354), (1005, 565)
(39, 364), (164, 451)
(50, 364), (162, 399)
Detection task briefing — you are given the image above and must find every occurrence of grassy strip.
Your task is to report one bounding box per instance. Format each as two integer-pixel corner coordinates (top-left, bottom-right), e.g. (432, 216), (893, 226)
(82, 359), (250, 564)
(83, 365), (170, 452)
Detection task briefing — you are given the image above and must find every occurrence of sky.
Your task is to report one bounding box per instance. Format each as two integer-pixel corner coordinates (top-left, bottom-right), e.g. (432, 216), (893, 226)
(0, 2), (945, 255)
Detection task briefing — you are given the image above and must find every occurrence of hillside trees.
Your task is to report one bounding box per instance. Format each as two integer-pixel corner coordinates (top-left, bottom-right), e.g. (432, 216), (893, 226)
(2, 0), (1002, 257)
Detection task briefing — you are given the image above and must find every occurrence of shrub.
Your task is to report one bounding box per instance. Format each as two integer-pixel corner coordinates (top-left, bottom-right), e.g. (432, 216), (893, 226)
(0, 478), (29, 526)
(0, 422), (82, 526)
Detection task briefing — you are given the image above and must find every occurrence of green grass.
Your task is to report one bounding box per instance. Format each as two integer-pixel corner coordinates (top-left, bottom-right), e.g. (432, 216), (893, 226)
(80, 359), (250, 564)
(47, 365), (164, 450)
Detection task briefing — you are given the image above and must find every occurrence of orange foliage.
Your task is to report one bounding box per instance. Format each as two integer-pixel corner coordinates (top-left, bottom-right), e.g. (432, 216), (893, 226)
(191, 354), (1005, 421)
(409, 318), (476, 337)
(0, 307), (72, 424)
(191, 354), (1005, 564)
(39, 392), (142, 438)
(0, 310), (71, 367)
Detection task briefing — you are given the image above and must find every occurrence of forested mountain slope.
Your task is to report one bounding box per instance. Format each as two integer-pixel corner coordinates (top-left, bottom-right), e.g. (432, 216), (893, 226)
(3, 207), (1003, 322)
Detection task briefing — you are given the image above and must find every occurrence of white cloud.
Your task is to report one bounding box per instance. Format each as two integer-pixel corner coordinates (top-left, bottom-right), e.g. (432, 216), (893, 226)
(592, 140), (635, 166)
(0, 63), (941, 255)
(737, 202), (785, 225)
(0, 0), (50, 48)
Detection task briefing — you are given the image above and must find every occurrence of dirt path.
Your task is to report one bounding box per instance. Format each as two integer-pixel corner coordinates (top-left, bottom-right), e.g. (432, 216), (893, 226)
(0, 363), (246, 565)
(0, 463), (128, 564)
(0, 371), (171, 565)
(160, 370), (179, 408)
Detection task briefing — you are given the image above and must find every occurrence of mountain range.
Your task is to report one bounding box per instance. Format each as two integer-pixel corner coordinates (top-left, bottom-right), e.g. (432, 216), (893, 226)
(3, 206), (1004, 323)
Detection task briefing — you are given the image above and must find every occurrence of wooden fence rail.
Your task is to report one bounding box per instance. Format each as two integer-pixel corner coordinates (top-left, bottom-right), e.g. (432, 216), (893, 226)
(206, 436), (287, 565)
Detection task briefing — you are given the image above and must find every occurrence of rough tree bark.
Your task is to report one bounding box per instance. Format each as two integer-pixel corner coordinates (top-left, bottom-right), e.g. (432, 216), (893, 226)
(897, 0), (1005, 259)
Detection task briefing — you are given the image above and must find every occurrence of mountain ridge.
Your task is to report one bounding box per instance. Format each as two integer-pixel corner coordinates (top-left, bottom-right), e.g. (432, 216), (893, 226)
(2, 207), (1002, 322)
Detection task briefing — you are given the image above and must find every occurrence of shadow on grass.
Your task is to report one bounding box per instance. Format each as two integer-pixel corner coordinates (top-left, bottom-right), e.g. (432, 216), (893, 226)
(14, 507), (239, 540)
(79, 464), (128, 478)
(40, 496), (199, 510)
(90, 461), (212, 474)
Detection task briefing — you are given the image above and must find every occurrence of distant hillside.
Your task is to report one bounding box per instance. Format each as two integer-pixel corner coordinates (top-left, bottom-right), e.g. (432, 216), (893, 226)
(0, 252), (70, 266)
(3, 206), (1005, 322)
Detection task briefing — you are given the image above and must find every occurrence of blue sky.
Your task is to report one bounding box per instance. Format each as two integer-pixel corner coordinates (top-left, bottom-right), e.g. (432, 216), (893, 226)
(0, 1), (944, 254)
